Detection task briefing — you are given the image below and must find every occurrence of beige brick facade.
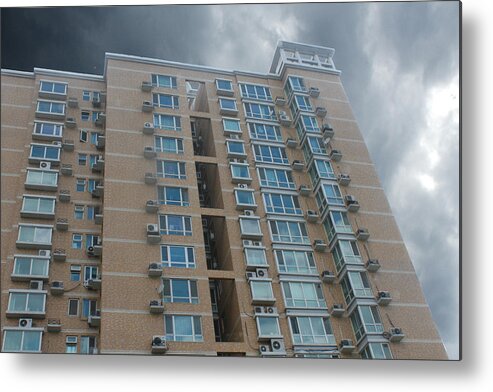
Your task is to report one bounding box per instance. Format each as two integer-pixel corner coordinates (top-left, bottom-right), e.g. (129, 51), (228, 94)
(1, 41), (447, 359)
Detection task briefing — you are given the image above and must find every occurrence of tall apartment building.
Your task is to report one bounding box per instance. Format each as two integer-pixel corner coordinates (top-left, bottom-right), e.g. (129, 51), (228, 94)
(1, 41), (447, 359)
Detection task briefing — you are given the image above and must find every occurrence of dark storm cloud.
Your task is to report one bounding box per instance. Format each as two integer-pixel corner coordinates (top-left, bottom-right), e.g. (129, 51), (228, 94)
(1, 2), (459, 359)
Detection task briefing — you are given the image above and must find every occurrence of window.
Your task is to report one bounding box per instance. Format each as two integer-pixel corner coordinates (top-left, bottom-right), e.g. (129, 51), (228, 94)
(151, 74), (177, 89)
(165, 315), (203, 342)
(361, 343), (393, 359)
(253, 144), (288, 165)
(76, 178), (86, 192)
(12, 256), (49, 279)
(315, 183), (344, 214)
(304, 136), (326, 156)
(154, 136), (184, 154)
(163, 279), (198, 303)
(308, 159), (335, 186)
(235, 189), (256, 208)
(87, 206), (96, 220)
(81, 111), (90, 121)
(243, 102), (276, 121)
(66, 336), (78, 353)
(72, 234), (83, 250)
(21, 196), (55, 216)
(293, 94), (313, 112)
(244, 247), (268, 267)
(282, 281), (325, 308)
(289, 316), (335, 345)
(341, 271), (373, 304)
(156, 160), (186, 179)
(269, 219), (309, 244)
(82, 91), (91, 101)
(17, 224), (52, 246)
(40, 80), (67, 95)
(73, 205), (84, 220)
(33, 121), (63, 138)
(36, 100), (65, 115)
(7, 291), (46, 314)
(29, 143), (61, 162)
(350, 306), (384, 341)
(219, 98), (238, 111)
(81, 299), (98, 318)
(331, 240), (362, 272)
(83, 266), (99, 284)
(322, 210), (352, 243)
(153, 93), (179, 109)
(248, 122), (282, 142)
(222, 118), (241, 134)
(90, 132), (99, 145)
(159, 214), (192, 236)
(153, 114), (181, 131)
(86, 234), (101, 249)
(239, 83), (272, 101)
(239, 217), (262, 237)
(70, 265), (81, 281)
(257, 167), (295, 190)
(68, 299), (79, 316)
(297, 115), (320, 135)
(263, 192), (302, 215)
(226, 140), (246, 157)
(79, 129), (88, 142)
(256, 316), (281, 338)
(285, 76), (306, 97)
(216, 79), (233, 93)
(25, 169), (58, 188)
(87, 179), (99, 193)
(78, 153), (87, 166)
(230, 164), (251, 182)
(161, 245), (196, 268)
(80, 336), (97, 354)
(2, 330), (42, 353)
(89, 154), (99, 168)
(250, 280), (275, 302)
(274, 249), (317, 275)
(157, 186), (189, 206)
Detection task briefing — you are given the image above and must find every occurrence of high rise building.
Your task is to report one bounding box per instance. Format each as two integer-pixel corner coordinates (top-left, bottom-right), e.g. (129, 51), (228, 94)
(1, 41), (447, 359)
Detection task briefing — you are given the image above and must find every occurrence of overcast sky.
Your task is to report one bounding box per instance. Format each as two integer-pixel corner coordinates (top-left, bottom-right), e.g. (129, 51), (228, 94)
(1, 1), (460, 359)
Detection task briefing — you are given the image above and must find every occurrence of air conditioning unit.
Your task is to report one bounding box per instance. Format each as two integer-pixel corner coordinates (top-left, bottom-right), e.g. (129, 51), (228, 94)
(321, 270), (335, 283)
(265, 306), (277, 314)
(29, 280), (43, 290)
(366, 258), (381, 272)
(259, 343), (271, 354)
(339, 339), (355, 353)
(279, 110), (287, 117)
(330, 304), (345, 317)
(141, 81), (153, 91)
(40, 161), (51, 169)
(313, 239), (327, 252)
(254, 306), (265, 314)
(298, 185), (311, 196)
(238, 183), (248, 189)
(229, 134), (240, 140)
(144, 122), (152, 129)
(39, 250), (51, 257)
(270, 338), (286, 354)
(338, 174), (351, 186)
(52, 141), (62, 146)
(19, 318), (33, 328)
(147, 224), (159, 234)
(389, 327), (405, 342)
(356, 228), (370, 241)
(243, 240), (253, 246)
(246, 271), (257, 280)
(151, 336), (168, 353)
(377, 291), (392, 306)
(255, 268), (268, 278)
(66, 336), (78, 344)
(244, 210), (254, 216)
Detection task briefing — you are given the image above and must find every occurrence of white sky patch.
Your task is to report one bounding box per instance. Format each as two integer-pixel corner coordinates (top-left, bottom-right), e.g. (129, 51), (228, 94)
(417, 173), (437, 191)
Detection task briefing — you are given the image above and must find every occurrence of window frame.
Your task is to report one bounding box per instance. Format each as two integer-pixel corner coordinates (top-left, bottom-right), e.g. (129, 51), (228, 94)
(281, 281), (326, 309)
(154, 136), (184, 154)
(153, 113), (182, 131)
(25, 168), (58, 189)
(32, 121), (63, 140)
(12, 256), (50, 280)
(161, 245), (196, 268)
(7, 290), (47, 315)
(159, 214), (193, 236)
(268, 219), (310, 245)
(20, 195), (56, 218)
(274, 249), (318, 275)
(252, 143), (289, 165)
(29, 143), (61, 163)
(262, 192), (303, 216)
(157, 185), (190, 207)
(2, 329), (43, 353)
(151, 74), (177, 89)
(257, 166), (296, 190)
(163, 279), (199, 304)
(222, 117), (242, 134)
(17, 224), (53, 247)
(156, 160), (187, 179)
(36, 99), (66, 116)
(152, 93), (179, 109)
(247, 122), (283, 142)
(165, 315), (203, 342)
(288, 316), (336, 346)
(39, 80), (67, 96)
(239, 83), (272, 101)
(243, 102), (276, 121)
